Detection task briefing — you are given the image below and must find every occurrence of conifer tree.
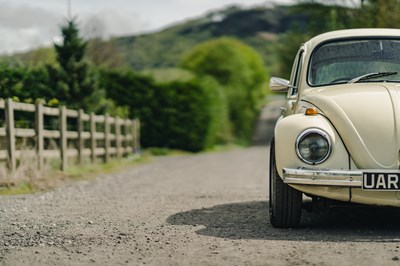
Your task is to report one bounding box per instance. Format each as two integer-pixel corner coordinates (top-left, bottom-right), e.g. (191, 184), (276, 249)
(50, 19), (98, 111)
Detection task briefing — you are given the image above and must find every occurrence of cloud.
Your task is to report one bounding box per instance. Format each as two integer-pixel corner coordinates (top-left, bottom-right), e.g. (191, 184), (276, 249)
(0, 1), (62, 53)
(0, 29), (56, 55)
(0, 2), (147, 54)
(81, 8), (147, 39)
(0, 2), (61, 28)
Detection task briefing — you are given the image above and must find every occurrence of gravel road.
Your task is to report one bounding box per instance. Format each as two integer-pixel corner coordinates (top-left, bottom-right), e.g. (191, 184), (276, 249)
(1, 99), (400, 265)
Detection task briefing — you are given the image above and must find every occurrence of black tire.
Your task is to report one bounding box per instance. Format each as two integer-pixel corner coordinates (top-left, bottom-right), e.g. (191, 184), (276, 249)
(269, 138), (302, 228)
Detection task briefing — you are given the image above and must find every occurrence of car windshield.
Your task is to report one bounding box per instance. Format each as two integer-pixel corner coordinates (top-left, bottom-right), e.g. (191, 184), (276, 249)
(309, 38), (400, 86)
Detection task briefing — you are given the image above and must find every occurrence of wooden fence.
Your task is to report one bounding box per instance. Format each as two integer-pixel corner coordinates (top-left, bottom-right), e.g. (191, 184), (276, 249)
(0, 98), (140, 173)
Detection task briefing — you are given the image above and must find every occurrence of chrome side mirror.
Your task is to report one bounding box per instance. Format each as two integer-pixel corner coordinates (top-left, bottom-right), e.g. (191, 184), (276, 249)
(270, 77), (290, 92)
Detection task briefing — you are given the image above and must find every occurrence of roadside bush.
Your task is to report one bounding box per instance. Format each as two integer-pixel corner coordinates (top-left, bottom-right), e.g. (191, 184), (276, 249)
(0, 66), (28, 98)
(102, 70), (230, 151)
(0, 66), (53, 102)
(181, 37), (268, 143)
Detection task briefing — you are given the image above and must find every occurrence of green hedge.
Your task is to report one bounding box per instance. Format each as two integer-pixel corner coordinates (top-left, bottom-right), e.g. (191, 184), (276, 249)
(102, 70), (230, 151)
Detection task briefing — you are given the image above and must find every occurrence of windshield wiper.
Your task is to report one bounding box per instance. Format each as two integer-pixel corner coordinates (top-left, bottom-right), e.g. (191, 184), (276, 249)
(348, 72), (398, 84)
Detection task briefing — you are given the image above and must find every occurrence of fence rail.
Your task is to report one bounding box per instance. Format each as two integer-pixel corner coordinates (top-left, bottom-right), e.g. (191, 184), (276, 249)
(0, 98), (140, 173)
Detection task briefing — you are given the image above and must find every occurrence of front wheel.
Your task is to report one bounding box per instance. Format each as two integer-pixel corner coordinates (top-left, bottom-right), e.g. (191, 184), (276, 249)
(269, 139), (302, 228)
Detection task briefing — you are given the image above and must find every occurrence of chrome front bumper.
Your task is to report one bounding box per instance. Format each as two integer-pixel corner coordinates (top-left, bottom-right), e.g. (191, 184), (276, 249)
(282, 167), (363, 187)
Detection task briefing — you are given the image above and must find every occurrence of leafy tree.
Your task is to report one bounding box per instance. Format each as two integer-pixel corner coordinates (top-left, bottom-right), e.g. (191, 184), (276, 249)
(83, 16), (126, 69)
(181, 37), (268, 142)
(86, 39), (125, 69)
(354, 0), (400, 28)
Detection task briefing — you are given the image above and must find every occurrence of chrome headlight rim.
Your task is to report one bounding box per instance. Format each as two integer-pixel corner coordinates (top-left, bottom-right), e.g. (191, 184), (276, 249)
(295, 128), (332, 165)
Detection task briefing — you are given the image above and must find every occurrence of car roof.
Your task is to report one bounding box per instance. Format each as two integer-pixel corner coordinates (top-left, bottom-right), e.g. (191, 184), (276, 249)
(305, 28), (400, 51)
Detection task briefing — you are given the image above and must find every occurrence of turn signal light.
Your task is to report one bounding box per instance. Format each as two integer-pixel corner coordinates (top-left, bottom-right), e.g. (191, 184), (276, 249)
(305, 107), (318, 116)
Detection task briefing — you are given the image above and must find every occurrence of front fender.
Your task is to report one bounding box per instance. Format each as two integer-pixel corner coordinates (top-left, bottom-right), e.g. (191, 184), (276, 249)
(274, 114), (350, 177)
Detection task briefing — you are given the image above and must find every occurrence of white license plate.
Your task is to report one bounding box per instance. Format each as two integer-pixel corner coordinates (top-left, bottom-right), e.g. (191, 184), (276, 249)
(363, 172), (400, 190)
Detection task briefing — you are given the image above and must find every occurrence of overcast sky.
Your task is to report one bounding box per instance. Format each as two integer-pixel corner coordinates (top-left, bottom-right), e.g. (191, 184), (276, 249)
(0, 0), (294, 54)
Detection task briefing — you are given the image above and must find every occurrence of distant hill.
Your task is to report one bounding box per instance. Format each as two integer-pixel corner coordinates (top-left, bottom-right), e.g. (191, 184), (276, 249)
(114, 4), (308, 74)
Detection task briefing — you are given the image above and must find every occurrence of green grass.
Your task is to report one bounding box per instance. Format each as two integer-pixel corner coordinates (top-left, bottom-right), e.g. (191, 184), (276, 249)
(144, 144), (243, 156)
(64, 154), (149, 180)
(0, 182), (36, 195)
(205, 143), (245, 153)
(144, 147), (192, 156)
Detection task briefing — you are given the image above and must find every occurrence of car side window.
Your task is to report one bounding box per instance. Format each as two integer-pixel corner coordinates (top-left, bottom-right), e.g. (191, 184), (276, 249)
(288, 50), (304, 97)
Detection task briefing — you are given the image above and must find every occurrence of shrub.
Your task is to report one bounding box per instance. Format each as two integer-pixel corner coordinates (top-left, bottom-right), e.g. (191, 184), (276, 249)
(181, 37), (268, 142)
(102, 70), (230, 151)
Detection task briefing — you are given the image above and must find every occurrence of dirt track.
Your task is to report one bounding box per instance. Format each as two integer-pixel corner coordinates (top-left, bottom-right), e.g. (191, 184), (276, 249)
(1, 99), (400, 265)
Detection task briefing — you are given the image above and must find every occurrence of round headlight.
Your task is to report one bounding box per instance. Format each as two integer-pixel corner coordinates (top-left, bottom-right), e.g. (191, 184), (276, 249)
(296, 129), (331, 165)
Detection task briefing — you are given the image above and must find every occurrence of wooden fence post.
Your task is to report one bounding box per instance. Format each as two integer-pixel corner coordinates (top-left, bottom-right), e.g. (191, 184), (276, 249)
(115, 118), (122, 159)
(104, 114), (110, 163)
(77, 109), (84, 164)
(132, 120), (136, 153)
(90, 113), (96, 163)
(132, 119), (140, 154)
(5, 99), (16, 173)
(130, 119), (134, 154)
(124, 119), (129, 155)
(35, 102), (44, 171)
(136, 119), (141, 154)
(60, 106), (67, 171)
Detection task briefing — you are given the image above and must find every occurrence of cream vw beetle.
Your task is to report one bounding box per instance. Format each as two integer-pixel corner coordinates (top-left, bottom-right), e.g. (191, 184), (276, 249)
(269, 28), (400, 228)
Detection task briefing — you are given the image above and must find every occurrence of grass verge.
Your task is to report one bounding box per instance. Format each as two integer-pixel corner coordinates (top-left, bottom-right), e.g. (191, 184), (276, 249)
(0, 154), (149, 196)
(0, 144), (244, 196)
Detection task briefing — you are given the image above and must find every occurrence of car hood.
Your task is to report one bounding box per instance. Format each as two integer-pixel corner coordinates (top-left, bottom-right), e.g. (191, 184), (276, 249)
(302, 84), (400, 169)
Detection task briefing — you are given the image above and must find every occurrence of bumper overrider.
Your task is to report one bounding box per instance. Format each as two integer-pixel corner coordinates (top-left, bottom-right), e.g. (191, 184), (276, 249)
(283, 167), (363, 187)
